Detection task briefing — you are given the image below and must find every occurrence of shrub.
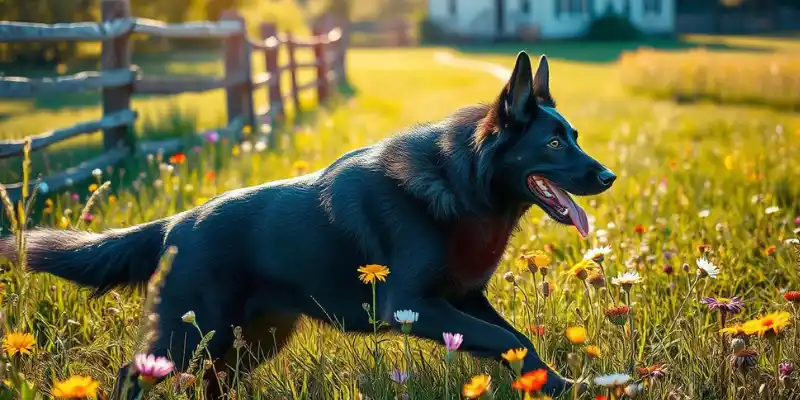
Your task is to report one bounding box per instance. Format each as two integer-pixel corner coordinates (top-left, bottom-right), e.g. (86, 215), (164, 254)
(584, 13), (640, 41)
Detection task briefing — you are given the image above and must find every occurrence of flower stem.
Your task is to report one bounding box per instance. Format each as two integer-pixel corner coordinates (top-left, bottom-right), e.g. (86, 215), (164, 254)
(626, 289), (636, 373)
(665, 275), (700, 335)
(371, 281), (379, 369)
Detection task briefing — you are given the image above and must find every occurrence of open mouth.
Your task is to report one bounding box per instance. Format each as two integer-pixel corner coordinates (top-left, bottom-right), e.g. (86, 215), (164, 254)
(526, 175), (590, 238)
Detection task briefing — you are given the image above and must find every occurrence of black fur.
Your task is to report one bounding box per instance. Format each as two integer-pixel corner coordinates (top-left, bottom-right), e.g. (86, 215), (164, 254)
(0, 51), (615, 398)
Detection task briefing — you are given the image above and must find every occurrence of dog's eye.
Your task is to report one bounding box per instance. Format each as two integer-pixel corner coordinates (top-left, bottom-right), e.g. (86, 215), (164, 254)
(547, 139), (561, 148)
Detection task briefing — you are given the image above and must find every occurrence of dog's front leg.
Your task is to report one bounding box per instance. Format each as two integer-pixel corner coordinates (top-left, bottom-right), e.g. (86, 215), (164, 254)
(454, 291), (579, 396)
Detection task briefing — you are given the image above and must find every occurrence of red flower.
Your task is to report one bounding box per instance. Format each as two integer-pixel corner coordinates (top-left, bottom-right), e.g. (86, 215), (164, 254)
(530, 325), (545, 336)
(511, 369), (547, 393)
(764, 245), (777, 256)
(595, 396), (608, 400)
(784, 291), (800, 303)
(205, 171), (217, 181)
(634, 225), (646, 234)
(169, 153), (186, 165)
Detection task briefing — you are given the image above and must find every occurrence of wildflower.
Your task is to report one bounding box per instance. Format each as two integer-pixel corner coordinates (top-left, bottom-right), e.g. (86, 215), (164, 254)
(91, 168), (102, 178)
(742, 311), (791, 337)
(583, 345), (601, 358)
(503, 271), (517, 283)
(357, 264), (390, 284)
(2, 332), (35, 356)
(595, 396), (608, 400)
(83, 213), (94, 224)
(634, 225), (646, 234)
(795, 216), (800, 225)
(784, 291), (800, 303)
(698, 209), (710, 218)
(88, 183), (98, 192)
(52, 375), (99, 399)
(172, 372), (196, 392)
(696, 258), (720, 279)
(700, 297), (744, 314)
(720, 324), (747, 337)
(779, 362), (793, 380)
(443, 332), (463, 352)
(605, 305), (629, 326)
(530, 325), (545, 336)
(205, 131), (220, 143)
(389, 369), (409, 384)
(501, 348), (528, 363)
(786, 238), (800, 245)
(765, 206), (780, 215)
(568, 259), (598, 281)
(637, 363), (667, 380)
(462, 374), (491, 399)
(293, 160), (310, 174)
(764, 245), (777, 256)
(611, 271), (642, 290)
(663, 264), (674, 275)
(518, 250), (550, 273)
(587, 271), (605, 289)
(511, 369), (548, 393)
(696, 244), (711, 254)
(593, 373), (631, 388)
(394, 309), (418, 333)
(134, 353), (174, 386)
(565, 326), (586, 344)
(729, 348), (758, 372)
(181, 311), (196, 324)
(624, 383), (643, 398)
(584, 246), (612, 262)
(168, 153), (186, 165)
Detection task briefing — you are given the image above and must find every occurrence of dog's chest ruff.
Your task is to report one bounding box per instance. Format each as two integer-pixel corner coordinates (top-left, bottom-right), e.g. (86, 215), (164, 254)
(446, 218), (513, 287)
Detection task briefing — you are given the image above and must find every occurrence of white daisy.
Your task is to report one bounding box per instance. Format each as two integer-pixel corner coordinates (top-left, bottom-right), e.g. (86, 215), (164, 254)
(698, 209), (710, 218)
(584, 246), (612, 262)
(594, 373), (632, 387)
(611, 271), (643, 287)
(393, 309), (419, 324)
(696, 258), (720, 279)
(765, 206), (780, 215)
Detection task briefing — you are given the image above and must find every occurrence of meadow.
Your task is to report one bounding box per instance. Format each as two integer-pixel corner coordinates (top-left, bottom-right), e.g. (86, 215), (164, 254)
(1, 32), (800, 400)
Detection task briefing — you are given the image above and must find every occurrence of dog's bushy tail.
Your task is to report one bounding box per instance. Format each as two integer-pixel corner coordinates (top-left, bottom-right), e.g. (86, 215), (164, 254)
(0, 219), (168, 295)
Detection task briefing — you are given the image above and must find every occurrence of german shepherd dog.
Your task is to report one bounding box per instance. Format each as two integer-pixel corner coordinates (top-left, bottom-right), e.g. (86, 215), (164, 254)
(0, 51), (615, 398)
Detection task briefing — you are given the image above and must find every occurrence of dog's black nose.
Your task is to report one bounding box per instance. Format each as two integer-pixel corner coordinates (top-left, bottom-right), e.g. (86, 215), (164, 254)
(597, 169), (616, 186)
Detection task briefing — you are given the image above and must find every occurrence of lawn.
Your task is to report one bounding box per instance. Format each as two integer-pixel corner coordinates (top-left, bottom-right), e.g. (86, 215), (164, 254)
(1, 33), (800, 399)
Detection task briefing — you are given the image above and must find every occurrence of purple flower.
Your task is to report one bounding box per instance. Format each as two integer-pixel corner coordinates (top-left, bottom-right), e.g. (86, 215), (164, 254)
(134, 353), (174, 385)
(780, 362), (794, 379)
(700, 297), (744, 314)
(389, 369), (408, 384)
(795, 216), (800, 225)
(443, 332), (463, 352)
(205, 131), (220, 143)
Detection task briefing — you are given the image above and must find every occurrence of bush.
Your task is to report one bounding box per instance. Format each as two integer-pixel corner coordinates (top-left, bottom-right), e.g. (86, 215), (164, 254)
(584, 13), (640, 41)
(418, 17), (449, 44)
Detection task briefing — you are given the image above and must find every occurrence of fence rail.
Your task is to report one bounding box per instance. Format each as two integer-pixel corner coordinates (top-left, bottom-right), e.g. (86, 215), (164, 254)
(0, 0), (349, 201)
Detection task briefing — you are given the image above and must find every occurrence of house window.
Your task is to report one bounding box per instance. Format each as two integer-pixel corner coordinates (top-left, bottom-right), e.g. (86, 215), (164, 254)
(644, 0), (662, 14)
(521, 0), (531, 14)
(448, 0), (457, 16)
(556, 0), (587, 16)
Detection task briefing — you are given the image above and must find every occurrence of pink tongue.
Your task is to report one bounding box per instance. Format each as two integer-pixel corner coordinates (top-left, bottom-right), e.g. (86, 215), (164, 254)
(550, 185), (589, 238)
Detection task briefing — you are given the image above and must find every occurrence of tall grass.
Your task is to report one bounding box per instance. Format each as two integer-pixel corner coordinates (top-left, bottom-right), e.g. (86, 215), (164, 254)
(618, 47), (800, 110)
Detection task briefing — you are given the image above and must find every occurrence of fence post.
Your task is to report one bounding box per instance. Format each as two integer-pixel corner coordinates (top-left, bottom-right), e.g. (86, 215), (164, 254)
(221, 10), (254, 133)
(100, 0), (133, 151)
(336, 17), (350, 88)
(312, 24), (330, 104)
(261, 22), (284, 120)
(285, 31), (301, 113)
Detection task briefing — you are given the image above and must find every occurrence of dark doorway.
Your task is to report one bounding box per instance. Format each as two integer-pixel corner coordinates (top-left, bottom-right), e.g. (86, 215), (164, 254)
(496, 0), (505, 37)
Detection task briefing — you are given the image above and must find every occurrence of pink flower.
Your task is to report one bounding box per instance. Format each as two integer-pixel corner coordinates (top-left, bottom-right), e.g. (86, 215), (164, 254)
(134, 353), (174, 385)
(795, 216), (800, 225)
(205, 131), (220, 143)
(71, 193), (79, 201)
(443, 332), (463, 352)
(82, 213), (94, 223)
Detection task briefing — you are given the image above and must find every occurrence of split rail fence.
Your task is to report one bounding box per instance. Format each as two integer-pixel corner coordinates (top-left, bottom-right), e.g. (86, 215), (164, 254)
(0, 0), (347, 201)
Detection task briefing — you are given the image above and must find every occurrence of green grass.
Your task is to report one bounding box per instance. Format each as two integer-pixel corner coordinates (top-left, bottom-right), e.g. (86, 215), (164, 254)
(1, 35), (800, 399)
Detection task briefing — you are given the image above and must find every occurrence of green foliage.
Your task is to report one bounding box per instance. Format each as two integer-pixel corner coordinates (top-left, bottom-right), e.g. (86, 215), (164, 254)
(584, 13), (641, 41)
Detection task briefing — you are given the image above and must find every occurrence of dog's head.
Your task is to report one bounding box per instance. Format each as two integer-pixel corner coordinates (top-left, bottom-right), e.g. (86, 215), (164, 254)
(484, 51), (616, 237)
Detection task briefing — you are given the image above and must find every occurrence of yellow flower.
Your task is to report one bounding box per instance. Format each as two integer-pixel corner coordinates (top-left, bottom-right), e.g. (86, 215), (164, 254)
(720, 324), (746, 336)
(584, 345), (602, 358)
(232, 145), (240, 156)
(107, 195), (117, 204)
(292, 160), (310, 172)
(724, 154), (735, 170)
(742, 311), (791, 337)
(565, 326), (587, 344)
(501, 347), (528, 362)
(88, 184), (98, 192)
(568, 259), (598, 280)
(2, 332), (35, 357)
(59, 216), (70, 229)
(462, 374), (491, 399)
(357, 264), (390, 284)
(518, 250), (551, 273)
(52, 375), (99, 399)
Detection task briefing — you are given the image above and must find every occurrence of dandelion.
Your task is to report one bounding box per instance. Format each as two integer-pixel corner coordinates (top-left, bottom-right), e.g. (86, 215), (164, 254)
(593, 373), (631, 387)
(518, 250), (550, 273)
(742, 311), (791, 337)
(2, 332), (35, 356)
(462, 374), (492, 399)
(700, 297), (745, 314)
(511, 369), (548, 394)
(765, 206), (780, 215)
(357, 264), (390, 284)
(605, 305), (629, 326)
(565, 326), (586, 344)
(568, 259), (598, 281)
(584, 345), (602, 358)
(181, 311), (196, 324)
(134, 353), (174, 387)
(584, 246), (612, 262)
(784, 291), (800, 303)
(696, 258), (720, 279)
(52, 375), (99, 399)
(611, 271), (642, 290)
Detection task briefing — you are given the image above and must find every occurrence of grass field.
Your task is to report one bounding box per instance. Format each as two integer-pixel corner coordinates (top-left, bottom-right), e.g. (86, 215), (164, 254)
(1, 32), (800, 399)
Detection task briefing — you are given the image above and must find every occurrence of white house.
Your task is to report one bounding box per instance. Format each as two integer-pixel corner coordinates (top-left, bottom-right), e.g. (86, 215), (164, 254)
(427, 0), (675, 40)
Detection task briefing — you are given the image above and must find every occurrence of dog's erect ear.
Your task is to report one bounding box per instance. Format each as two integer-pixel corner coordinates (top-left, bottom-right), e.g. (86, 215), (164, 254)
(502, 51), (534, 123)
(532, 55), (554, 106)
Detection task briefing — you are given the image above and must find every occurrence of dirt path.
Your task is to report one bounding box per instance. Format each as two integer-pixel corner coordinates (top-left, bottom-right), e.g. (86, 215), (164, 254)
(433, 51), (511, 82)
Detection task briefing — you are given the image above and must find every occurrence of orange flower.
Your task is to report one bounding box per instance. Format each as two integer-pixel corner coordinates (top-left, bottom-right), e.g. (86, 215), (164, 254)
(720, 324), (747, 337)
(205, 171), (217, 181)
(462, 374), (491, 399)
(530, 325), (545, 336)
(764, 245), (777, 256)
(634, 225), (646, 234)
(742, 311), (791, 337)
(512, 369), (548, 393)
(169, 153), (186, 165)
(52, 375), (99, 399)
(357, 264), (390, 284)
(565, 326), (587, 344)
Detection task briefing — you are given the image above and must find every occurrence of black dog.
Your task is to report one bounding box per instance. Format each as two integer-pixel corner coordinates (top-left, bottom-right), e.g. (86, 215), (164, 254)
(0, 51), (615, 398)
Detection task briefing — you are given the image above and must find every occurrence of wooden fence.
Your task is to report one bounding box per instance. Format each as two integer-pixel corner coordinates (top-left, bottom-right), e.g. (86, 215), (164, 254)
(0, 0), (348, 201)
